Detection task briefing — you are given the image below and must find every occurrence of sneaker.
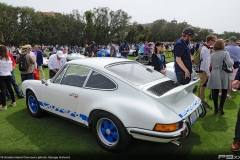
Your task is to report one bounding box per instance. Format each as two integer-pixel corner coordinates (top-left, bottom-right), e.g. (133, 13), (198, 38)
(18, 95), (25, 99)
(218, 93), (222, 97)
(11, 102), (16, 106)
(202, 102), (212, 109)
(0, 106), (7, 110)
(232, 88), (238, 92)
(227, 94), (232, 99)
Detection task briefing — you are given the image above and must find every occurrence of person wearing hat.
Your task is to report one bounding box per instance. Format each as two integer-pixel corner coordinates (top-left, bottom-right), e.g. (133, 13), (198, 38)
(16, 45), (36, 82)
(174, 27), (198, 85)
(48, 51), (67, 78)
(224, 36), (240, 98)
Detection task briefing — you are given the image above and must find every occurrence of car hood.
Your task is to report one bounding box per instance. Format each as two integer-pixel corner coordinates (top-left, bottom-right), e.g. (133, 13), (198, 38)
(141, 78), (200, 118)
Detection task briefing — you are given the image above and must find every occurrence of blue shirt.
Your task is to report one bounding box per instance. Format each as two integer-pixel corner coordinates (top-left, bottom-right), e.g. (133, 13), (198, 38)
(139, 44), (145, 53)
(226, 44), (240, 62)
(157, 56), (164, 70)
(174, 38), (192, 73)
(135, 44), (139, 50)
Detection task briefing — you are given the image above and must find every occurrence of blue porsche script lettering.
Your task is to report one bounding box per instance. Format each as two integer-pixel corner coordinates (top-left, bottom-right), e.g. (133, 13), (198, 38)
(178, 99), (201, 118)
(38, 101), (88, 122)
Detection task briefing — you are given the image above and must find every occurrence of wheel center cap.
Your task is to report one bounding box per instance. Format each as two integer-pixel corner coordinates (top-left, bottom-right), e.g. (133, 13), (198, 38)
(106, 129), (110, 135)
(32, 103), (34, 106)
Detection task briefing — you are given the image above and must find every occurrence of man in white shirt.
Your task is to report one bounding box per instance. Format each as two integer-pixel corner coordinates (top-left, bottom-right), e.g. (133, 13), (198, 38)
(197, 35), (216, 109)
(48, 51), (66, 78)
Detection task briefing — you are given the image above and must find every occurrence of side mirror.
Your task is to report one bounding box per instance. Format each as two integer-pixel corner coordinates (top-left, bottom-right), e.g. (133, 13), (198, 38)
(41, 79), (48, 86)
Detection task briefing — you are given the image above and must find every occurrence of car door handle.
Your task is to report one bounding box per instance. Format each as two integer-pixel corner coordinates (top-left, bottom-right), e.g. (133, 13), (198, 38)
(69, 93), (78, 98)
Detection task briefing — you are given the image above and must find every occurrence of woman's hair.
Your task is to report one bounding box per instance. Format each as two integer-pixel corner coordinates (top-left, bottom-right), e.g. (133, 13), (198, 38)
(0, 45), (9, 60)
(213, 39), (225, 50)
(154, 41), (163, 54)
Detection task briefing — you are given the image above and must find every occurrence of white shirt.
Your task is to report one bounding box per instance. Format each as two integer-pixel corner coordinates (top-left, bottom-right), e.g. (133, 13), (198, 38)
(132, 45), (135, 50)
(200, 46), (211, 76)
(48, 54), (66, 70)
(0, 58), (12, 76)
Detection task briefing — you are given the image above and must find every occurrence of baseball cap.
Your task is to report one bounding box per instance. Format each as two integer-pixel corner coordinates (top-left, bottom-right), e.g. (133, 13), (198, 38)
(183, 27), (198, 37)
(229, 36), (237, 42)
(56, 51), (65, 58)
(58, 46), (64, 50)
(21, 45), (29, 52)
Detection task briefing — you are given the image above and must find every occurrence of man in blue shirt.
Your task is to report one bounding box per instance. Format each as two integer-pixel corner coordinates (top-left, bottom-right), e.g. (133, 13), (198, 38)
(119, 40), (130, 59)
(135, 43), (139, 56)
(174, 27), (197, 85)
(139, 41), (145, 55)
(225, 36), (240, 98)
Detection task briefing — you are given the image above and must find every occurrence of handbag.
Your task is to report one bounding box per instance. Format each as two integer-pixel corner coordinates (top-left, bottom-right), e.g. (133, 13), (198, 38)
(222, 60), (233, 73)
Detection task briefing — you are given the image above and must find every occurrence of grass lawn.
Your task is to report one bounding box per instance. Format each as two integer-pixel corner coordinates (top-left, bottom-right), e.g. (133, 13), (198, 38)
(0, 55), (239, 159)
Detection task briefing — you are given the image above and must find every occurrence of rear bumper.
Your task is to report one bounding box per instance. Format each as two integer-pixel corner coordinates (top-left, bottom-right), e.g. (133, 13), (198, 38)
(127, 104), (206, 143)
(127, 120), (190, 143)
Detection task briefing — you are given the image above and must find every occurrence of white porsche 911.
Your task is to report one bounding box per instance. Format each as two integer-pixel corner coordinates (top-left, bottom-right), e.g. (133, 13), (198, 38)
(22, 58), (205, 152)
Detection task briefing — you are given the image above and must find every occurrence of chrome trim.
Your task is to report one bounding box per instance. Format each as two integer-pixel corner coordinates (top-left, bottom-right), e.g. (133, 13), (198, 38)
(50, 64), (69, 83)
(129, 122), (188, 139)
(82, 69), (93, 88)
(58, 65), (69, 84)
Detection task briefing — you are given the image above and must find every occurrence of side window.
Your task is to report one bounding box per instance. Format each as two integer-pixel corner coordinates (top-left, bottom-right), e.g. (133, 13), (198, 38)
(85, 71), (117, 90)
(53, 66), (68, 84)
(60, 65), (91, 87)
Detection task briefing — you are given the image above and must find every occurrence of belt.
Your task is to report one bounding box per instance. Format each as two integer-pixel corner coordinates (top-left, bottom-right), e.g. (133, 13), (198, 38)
(196, 70), (204, 73)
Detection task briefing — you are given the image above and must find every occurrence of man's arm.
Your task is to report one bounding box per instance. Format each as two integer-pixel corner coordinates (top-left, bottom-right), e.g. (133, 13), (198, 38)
(175, 44), (190, 78)
(47, 56), (53, 70)
(176, 57), (189, 76)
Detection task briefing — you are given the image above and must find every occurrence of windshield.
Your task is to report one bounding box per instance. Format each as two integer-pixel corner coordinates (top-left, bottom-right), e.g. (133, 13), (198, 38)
(106, 62), (164, 85)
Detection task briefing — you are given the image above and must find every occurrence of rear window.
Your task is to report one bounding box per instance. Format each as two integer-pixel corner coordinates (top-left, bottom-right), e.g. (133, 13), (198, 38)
(106, 62), (164, 85)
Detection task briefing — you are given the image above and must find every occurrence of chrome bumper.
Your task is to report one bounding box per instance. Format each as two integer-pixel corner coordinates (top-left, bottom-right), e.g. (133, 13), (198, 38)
(128, 120), (190, 140)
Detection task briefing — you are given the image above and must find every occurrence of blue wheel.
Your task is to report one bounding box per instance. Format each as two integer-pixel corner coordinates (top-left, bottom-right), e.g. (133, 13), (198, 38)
(28, 95), (38, 113)
(97, 118), (119, 146)
(26, 91), (44, 118)
(93, 111), (132, 152)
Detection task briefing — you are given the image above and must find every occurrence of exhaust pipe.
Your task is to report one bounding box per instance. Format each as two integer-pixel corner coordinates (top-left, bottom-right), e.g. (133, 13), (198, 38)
(171, 140), (182, 148)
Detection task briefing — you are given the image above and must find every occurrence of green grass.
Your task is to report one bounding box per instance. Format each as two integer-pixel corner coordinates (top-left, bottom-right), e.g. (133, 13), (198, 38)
(0, 56), (239, 159)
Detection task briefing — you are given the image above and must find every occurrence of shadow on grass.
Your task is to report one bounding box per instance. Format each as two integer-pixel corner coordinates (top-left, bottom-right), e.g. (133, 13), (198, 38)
(6, 108), (202, 158)
(200, 113), (228, 132)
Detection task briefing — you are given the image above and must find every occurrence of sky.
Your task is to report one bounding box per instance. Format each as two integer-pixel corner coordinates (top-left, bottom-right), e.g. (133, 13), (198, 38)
(1, 0), (240, 34)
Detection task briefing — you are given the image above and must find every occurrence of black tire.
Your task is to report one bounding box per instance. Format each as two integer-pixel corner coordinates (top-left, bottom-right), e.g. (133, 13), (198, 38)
(26, 90), (44, 118)
(92, 111), (132, 152)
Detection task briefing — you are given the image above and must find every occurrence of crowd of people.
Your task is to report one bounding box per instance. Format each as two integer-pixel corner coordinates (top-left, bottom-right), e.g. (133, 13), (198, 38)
(1, 27), (240, 152)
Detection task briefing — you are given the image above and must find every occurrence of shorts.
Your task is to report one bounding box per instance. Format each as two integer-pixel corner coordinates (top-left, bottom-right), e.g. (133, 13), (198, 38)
(229, 73), (235, 80)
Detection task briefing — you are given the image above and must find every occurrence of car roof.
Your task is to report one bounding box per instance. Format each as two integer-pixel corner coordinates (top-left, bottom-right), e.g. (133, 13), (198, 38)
(67, 57), (133, 69)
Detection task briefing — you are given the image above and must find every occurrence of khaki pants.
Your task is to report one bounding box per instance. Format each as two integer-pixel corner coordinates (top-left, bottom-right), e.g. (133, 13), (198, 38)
(38, 66), (45, 79)
(197, 72), (207, 103)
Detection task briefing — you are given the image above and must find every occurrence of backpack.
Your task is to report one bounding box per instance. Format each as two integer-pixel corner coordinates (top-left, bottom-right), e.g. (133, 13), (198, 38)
(19, 54), (29, 71)
(193, 46), (204, 69)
